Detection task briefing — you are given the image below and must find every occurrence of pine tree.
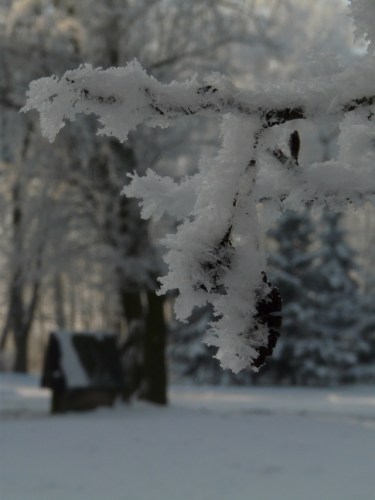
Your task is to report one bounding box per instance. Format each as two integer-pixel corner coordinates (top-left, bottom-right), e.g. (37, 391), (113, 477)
(356, 273), (375, 381)
(308, 210), (360, 385)
(265, 209), (317, 384)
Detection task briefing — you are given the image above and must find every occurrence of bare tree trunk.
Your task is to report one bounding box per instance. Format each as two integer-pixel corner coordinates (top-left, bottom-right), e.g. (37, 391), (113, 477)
(121, 288), (168, 405)
(142, 289), (167, 405)
(8, 272), (40, 373)
(69, 284), (77, 329)
(4, 122), (42, 372)
(121, 290), (144, 326)
(92, 138), (168, 404)
(7, 270), (26, 370)
(9, 180), (28, 372)
(54, 273), (66, 330)
(13, 330), (29, 373)
(120, 288), (145, 400)
(0, 309), (12, 351)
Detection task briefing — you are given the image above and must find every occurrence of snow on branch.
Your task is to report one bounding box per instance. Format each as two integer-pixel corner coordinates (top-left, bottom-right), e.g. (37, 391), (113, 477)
(23, 59), (375, 140)
(23, 57), (375, 372)
(123, 170), (198, 222)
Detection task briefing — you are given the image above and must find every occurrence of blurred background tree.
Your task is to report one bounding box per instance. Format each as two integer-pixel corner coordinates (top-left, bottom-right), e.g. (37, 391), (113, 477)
(265, 209), (318, 385)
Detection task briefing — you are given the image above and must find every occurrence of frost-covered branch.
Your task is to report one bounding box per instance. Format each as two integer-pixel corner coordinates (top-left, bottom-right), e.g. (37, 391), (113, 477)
(23, 50), (375, 372)
(23, 59), (375, 142)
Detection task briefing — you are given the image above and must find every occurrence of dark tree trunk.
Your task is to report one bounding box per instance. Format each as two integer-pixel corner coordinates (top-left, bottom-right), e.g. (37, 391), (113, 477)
(7, 184), (28, 371)
(142, 290), (168, 405)
(120, 288), (168, 405)
(97, 139), (168, 404)
(8, 275), (40, 373)
(121, 290), (144, 325)
(54, 273), (66, 330)
(120, 289), (145, 401)
(5, 172), (44, 373)
(3, 123), (40, 372)
(10, 275), (27, 372)
(13, 331), (29, 373)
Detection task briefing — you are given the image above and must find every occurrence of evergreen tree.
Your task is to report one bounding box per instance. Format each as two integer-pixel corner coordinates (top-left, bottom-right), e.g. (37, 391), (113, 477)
(265, 209), (317, 384)
(308, 210), (360, 385)
(356, 273), (375, 381)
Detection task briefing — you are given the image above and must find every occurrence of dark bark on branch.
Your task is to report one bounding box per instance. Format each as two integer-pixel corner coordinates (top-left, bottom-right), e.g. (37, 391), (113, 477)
(71, 75), (375, 130)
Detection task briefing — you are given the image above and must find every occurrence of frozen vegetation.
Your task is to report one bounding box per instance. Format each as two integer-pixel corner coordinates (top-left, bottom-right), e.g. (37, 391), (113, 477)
(22, 0), (375, 374)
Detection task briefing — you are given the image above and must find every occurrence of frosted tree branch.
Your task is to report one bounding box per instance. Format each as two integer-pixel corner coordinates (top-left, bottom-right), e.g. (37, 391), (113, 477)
(23, 56), (375, 372)
(22, 60), (375, 141)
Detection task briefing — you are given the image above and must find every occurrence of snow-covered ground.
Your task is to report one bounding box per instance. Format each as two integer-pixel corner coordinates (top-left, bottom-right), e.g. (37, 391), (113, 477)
(1, 374), (375, 500)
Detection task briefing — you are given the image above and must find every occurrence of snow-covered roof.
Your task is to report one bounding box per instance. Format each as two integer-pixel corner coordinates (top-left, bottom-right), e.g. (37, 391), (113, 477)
(54, 331), (90, 389)
(43, 331), (122, 390)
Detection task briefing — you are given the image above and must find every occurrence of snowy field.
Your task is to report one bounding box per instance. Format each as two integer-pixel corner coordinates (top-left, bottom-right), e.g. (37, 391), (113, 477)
(1, 374), (375, 500)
